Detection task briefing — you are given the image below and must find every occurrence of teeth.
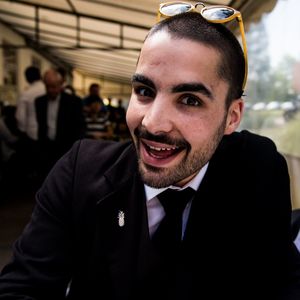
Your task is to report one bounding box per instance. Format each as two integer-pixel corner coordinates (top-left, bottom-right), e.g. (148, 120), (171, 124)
(148, 145), (178, 151)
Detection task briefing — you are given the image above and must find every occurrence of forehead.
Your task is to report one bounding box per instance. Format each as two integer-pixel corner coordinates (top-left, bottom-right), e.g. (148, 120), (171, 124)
(45, 80), (61, 88)
(137, 31), (223, 88)
(44, 74), (61, 85)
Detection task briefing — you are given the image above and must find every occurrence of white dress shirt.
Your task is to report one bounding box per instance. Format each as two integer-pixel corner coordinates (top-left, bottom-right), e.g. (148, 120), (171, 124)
(16, 80), (46, 140)
(47, 95), (60, 140)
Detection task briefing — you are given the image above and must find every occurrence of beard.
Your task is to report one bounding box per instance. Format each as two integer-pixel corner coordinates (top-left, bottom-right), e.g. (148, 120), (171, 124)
(134, 115), (227, 188)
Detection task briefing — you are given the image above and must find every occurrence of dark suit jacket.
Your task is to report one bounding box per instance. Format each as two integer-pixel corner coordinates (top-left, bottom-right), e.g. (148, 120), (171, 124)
(35, 91), (85, 158)
(1, 130), (300, 299)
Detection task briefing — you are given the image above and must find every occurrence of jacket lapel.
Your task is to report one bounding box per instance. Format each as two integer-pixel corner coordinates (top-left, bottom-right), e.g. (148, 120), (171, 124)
(91, 146), (154, 298)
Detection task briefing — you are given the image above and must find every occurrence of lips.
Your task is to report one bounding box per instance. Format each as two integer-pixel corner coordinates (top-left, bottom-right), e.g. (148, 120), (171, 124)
(140, 139), (184, 166)
(145, 142), (180, 157)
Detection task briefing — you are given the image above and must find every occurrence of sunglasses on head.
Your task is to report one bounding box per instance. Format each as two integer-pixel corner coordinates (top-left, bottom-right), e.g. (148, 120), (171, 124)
(157, 1), (248, 91)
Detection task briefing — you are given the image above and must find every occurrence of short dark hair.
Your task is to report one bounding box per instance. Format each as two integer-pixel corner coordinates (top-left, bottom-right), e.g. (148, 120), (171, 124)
(25, 66), (41, 83)
(89, 83), (100, 91)
(147, 12), (245, 107)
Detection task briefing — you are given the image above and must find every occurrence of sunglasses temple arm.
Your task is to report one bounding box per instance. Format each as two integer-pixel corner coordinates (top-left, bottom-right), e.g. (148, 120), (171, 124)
(157, 11), (162, 22)
(237, 15), (248, 90)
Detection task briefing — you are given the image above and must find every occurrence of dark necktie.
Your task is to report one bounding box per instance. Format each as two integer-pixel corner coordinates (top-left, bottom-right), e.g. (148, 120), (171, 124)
(152, 187), (195, 255)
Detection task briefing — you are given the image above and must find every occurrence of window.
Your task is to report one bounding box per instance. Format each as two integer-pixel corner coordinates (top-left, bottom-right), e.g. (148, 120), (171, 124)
(239, 0), (300, 208)
(3, 40), (17, 85)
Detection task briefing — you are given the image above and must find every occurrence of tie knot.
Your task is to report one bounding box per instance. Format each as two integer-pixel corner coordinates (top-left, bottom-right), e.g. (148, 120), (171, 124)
(158, 187), (195, 216)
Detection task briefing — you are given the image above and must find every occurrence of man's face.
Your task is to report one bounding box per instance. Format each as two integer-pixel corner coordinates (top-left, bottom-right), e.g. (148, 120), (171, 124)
(45, 78), (62, 100)
(126, 31), (243, 188)
(90, 86), (99, 96)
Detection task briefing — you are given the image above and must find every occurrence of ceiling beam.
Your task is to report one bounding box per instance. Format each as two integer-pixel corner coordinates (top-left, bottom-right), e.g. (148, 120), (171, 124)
(14, 0), (150, 30)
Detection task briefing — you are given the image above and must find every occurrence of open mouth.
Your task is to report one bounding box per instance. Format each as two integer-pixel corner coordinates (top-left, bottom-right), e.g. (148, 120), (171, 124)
(144, 142), (181, 158)
(140, 139), (185, 166)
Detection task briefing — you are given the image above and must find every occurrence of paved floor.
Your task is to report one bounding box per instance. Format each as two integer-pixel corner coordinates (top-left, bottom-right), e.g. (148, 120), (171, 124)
(0, 184), (36, 271)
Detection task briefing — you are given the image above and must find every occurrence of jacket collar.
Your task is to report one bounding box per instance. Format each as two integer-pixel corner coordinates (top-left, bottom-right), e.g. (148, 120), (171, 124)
(95, 142), (139, 205)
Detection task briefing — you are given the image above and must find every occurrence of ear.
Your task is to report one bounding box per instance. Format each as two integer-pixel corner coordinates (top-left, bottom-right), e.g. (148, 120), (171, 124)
(224, 99), (244, 135)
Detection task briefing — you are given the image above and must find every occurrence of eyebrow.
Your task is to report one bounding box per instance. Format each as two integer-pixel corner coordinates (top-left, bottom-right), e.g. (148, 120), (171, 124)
(172, 83), (214, 100)
(131, 74), (155, 89)
(131, 74), (214, 100)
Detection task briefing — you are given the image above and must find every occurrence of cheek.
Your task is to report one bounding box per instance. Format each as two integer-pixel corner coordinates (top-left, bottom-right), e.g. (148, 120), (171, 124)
(181, 115), (222, 148)
(183, 125), (204, 148)
(186, 130), (213, 154)
(126, 98), (142, 131)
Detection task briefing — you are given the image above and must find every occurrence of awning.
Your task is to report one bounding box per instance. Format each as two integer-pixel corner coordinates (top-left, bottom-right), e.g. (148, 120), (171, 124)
(0, 0), (278, 85)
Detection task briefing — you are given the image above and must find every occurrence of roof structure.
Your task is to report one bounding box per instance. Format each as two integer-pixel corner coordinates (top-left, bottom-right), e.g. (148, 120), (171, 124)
(0, 0), (277, 85)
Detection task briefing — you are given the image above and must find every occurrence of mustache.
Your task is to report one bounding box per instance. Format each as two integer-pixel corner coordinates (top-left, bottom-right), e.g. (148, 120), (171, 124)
(134, 126), (190, 149)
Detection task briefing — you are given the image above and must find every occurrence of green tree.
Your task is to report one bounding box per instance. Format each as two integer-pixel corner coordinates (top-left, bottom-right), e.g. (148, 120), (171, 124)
(269, 55), (298, 103)
(245, 19), (271, 104)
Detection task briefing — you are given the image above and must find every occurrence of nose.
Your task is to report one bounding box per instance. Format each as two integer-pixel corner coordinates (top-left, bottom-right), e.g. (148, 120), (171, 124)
(141, 97), (173, 134)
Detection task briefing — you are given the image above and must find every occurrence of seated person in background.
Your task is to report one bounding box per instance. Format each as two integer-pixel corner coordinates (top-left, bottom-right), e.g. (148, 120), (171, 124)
(113, 98), (130, 141)
(84, 97), (113, 140)
(105, 97), (116, 123)
(83, 83), (104, 113)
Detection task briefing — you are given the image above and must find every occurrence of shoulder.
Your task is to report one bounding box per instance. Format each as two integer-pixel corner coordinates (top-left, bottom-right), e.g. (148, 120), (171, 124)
(65, 92), (81, 99)
(63, 139), (135, 174)
(60, 92), (74, 101)
(44, 139), (134, 181)
(60, 92), (83, 106)
(22, 81), (45, 97)
(212, 130), (287, 178)
(220, 129), (280, 159)
(43, 139), (136, 201)
(76, 138), (133, 160)
(18, 86), (33, 102)
(35, 94), (47, 103)
(32, 80), (46, 96)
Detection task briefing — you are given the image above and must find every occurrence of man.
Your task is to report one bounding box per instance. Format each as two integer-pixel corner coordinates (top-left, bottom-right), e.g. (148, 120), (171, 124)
(16, 66), (45, 141)
(113, 98), (130, 141)
(0, 9), (300, 300)
(35, 68), (85, 180)
(82, 82), (104, 113)
(84, 97), (113, 140)
(15, 66), (45, 179)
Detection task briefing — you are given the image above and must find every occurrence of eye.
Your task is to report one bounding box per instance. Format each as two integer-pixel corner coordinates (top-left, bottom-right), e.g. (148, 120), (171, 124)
(133, 85), (155, 99)
(180, 94), (202, 106)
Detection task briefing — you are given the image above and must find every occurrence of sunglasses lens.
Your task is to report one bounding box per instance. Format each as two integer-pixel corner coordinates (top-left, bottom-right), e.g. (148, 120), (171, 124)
(202, 7), (234, 21)
(160, 3), (193, 16)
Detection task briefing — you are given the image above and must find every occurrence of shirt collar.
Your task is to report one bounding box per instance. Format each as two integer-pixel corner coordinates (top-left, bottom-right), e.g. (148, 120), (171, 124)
(144, 162), (209, 202)
(48, 93), (61, 103)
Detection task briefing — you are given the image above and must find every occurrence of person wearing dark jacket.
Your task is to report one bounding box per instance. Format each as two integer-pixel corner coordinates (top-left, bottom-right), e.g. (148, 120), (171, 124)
(0, 3), (300, 299)
(35, 68), (85, 180)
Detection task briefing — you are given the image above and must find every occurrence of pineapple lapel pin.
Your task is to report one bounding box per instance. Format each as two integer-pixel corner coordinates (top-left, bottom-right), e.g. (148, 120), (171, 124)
(118, 210), (125, 227)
